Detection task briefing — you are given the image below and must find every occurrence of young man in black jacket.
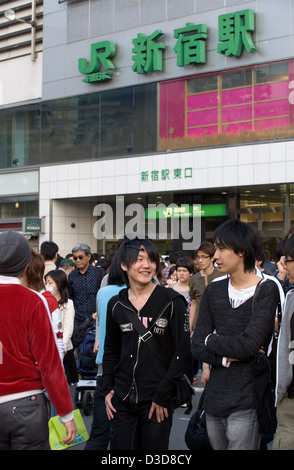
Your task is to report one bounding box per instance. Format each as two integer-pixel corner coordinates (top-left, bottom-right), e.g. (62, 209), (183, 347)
(103, 238), (192, 450)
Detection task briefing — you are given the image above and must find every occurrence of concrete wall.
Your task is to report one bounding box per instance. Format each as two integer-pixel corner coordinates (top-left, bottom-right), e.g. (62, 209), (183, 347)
(0, 52), (42, 106)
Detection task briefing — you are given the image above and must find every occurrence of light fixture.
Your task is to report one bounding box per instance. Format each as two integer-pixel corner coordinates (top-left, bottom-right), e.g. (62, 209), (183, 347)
(4, 4), (37, 61)
(4, 9), (37, 27)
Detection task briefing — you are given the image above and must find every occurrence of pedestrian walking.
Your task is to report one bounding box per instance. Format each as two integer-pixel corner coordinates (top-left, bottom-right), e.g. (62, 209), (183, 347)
(0, 231), (76, 450)
(45, 269), (78, 385)
(272, 235), (294, 450)
(85, 253), (126, 450)
(103, 238), (192, 450)
(68, 243), (100, 330)
(192, 219), (280, 450)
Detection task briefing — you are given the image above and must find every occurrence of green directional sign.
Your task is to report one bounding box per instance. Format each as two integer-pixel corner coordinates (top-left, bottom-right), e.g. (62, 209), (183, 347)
(145, 204), (226, 219)
(22, 217), (43, 233)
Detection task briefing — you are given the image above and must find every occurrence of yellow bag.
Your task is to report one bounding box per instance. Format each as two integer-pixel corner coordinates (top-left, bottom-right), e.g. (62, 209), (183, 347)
(49, 409), (89, 450)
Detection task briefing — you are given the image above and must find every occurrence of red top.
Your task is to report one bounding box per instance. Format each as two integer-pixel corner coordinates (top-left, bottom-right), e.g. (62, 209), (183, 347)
(0, 280), (73, 417)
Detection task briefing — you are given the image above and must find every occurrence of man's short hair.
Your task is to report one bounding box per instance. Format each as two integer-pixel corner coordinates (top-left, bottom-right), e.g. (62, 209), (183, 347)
(72, 243), (91, 256)
(40, 241), (59, 260)
(196, 241), (215, 258)
(214, 219), (261, 272)
(284, 236), (294, 260)
(60, 258), (75, 267)
(168, 251), (183, 265)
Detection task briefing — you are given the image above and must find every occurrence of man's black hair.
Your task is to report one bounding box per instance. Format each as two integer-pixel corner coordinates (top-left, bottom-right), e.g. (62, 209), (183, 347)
(117, 237), (160, 286)
(283, 236), (294, 260)
(40, 241), (59, 260)
(107, 252), (126, 287)
(169, 251), (184, 265)
(214, 219), (261, 272)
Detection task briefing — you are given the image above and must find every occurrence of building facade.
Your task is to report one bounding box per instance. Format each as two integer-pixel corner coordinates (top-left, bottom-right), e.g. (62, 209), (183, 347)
(1, 0), (294, 256)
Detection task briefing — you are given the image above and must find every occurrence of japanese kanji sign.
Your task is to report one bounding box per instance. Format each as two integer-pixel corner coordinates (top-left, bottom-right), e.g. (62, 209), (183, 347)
(132, 30), (165, 74)
(141, 167), (193, 182)
(78, 9), (256, 82)
(173, 23), (207, 66)
(217, 9), (256, 56)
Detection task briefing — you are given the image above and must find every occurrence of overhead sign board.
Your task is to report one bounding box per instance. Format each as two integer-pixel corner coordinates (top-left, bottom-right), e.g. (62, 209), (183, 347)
(145, 204), (226, 219)
(22, 217), (44, 233)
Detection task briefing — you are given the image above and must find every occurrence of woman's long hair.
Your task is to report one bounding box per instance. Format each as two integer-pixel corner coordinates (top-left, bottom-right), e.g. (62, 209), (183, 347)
(25, 249), (45, 291)
(45, 269), (69, 305)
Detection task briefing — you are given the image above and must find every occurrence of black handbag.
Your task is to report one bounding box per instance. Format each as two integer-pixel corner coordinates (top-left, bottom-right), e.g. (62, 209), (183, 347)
(251, 280), (277, 434)
(185, 390), (212, 450)
(123, 308), (194, 413)
(173, 373), (195, 413)
(251, 351), (277, 434)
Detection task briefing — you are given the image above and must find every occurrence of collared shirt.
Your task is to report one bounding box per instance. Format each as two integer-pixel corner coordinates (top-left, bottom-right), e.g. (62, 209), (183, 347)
(68, 265), (99, 322)
(160, 265), (173, 286)
(44, 261), (56, 277)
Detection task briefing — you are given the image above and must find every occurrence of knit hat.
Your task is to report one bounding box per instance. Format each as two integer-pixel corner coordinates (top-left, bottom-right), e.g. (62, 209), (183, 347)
(0, 231), (31, 276)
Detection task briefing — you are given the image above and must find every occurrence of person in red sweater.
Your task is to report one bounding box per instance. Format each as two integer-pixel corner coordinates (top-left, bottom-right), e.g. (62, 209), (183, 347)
(0, 231), (76, 450)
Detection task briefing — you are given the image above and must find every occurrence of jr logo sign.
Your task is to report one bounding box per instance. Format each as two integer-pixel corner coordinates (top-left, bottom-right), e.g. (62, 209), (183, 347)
(78, 40), (116, 83)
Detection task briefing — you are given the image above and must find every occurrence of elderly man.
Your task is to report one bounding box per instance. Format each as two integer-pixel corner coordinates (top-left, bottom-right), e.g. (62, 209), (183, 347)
(68, 243), (100, 330)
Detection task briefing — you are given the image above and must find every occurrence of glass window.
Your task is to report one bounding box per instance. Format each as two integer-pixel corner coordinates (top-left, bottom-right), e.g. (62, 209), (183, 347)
(0, 83), (157, 170)
(255, 61), (289, 84)
(0, 198), (38, 219)
(159, 59), (294, 151)
(222, 68), (252, 89)
(187, 74), (218, 94)
(0, 170), (38, 196)
(0, 60), (293, 170)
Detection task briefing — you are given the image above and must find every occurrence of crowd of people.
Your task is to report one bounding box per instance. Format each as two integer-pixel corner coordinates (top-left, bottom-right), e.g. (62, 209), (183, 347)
(1, 218), (294, 450)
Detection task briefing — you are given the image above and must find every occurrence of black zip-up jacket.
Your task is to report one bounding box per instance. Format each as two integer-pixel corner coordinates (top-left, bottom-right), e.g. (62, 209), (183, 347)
(103, 285), (192, 408)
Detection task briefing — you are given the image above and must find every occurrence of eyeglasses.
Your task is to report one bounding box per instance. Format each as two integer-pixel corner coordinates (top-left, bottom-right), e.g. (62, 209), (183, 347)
(73, 255), (86, 261)
(284, 258), (294, 265)
(195, 255), (211, 260)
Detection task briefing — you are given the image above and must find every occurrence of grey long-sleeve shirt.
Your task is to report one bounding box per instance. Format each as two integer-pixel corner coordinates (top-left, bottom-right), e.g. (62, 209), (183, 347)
(192, 277), (279, 416)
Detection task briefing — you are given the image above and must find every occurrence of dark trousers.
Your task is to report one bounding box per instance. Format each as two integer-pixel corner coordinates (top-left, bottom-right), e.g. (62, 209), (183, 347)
(0, 393), (50, 450)
(84, 375), (110, 450)
(110, 393), (174, 451)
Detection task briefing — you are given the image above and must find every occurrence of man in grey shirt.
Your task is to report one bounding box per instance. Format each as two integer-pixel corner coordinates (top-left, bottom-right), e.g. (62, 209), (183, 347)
(192, 219), (280, 450)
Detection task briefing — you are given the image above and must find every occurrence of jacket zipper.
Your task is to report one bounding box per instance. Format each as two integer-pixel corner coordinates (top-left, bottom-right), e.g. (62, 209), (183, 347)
(120, 303), (141, 402)
(118, 300), (173, 402)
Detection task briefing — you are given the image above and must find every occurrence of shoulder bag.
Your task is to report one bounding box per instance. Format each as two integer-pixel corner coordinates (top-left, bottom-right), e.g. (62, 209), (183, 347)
(184, 389), (212, 450)
(251, 280), (277, 434)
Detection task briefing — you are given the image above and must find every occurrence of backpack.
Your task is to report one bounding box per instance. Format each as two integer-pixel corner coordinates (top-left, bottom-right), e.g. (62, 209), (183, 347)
(78, 324), (97, 372)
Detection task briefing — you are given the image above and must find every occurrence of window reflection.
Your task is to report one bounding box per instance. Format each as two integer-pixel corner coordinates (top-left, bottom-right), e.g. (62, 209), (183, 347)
(159, 59), (294, 151)
(0, 83), (157, 170)
(0, 60), (293, 170)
